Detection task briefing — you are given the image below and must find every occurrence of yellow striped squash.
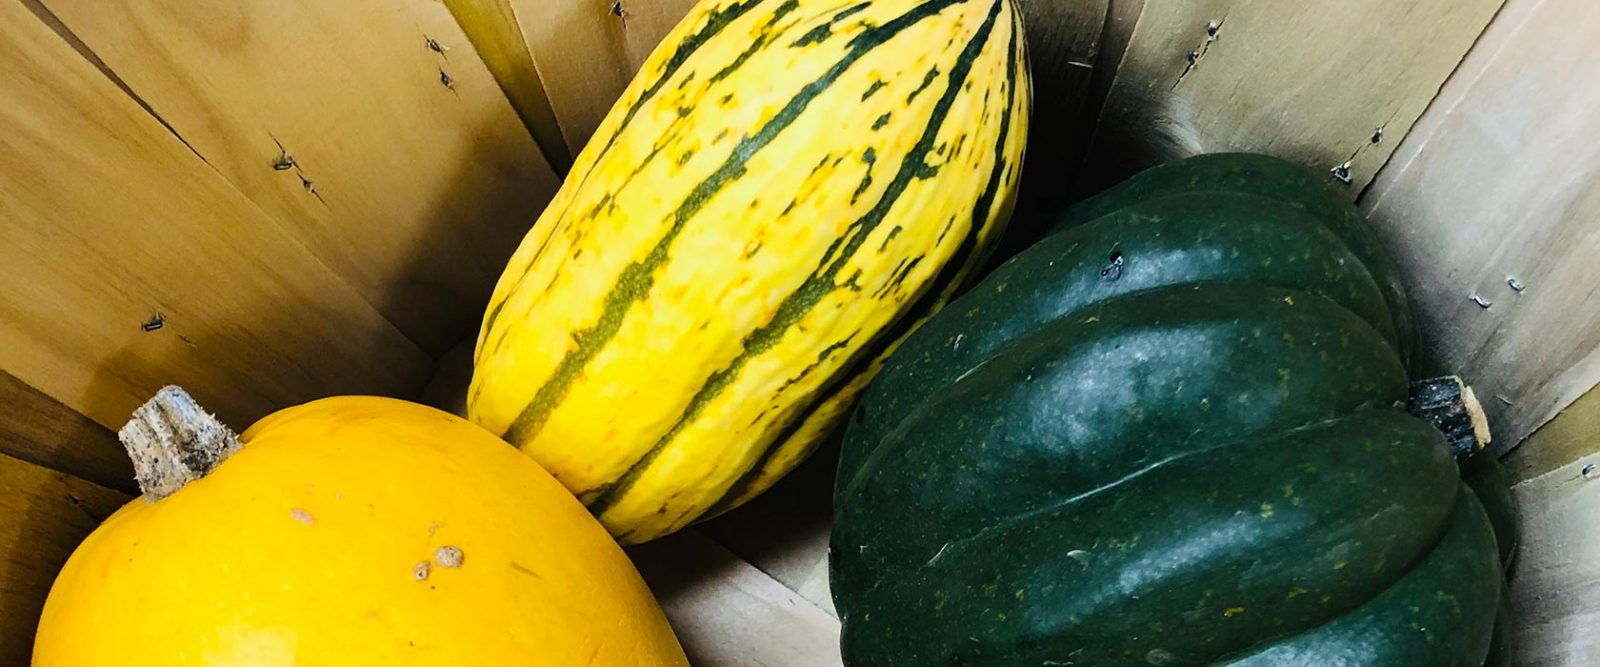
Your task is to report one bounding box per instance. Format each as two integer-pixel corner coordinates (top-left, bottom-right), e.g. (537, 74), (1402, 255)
(470, 0), (1030, 543)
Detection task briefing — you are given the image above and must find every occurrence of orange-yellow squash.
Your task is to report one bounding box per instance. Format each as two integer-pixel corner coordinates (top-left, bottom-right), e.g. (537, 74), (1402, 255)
(33, 387), (687, 667)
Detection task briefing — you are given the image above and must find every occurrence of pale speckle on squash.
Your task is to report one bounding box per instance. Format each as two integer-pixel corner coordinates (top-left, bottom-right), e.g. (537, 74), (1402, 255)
(435, 545), (465, 568)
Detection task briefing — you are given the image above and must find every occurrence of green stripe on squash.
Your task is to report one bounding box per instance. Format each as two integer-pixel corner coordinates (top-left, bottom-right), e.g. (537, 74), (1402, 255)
(477, 0), (772, 356)
(702, 3), (1025, 520)
(471, 0), (1028, 543)
(503, 0), (981, 450)
(586, 0), (1002, 520)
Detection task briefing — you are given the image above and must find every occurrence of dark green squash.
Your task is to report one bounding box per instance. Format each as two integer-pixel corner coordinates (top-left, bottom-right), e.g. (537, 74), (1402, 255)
(1460, 449), (1520, 571)
(1050, 153), (1416, 370)
(836, 189), (1401, 481)
(1216, 489), (1502, 666)
(831, 154), (1503, 666)
(1482, 592), (1515, 667)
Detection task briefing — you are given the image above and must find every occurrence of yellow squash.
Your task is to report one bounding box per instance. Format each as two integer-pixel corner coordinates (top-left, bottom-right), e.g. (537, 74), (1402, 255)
(470, 0), (1031, 543)
(33, 388), (687, 667)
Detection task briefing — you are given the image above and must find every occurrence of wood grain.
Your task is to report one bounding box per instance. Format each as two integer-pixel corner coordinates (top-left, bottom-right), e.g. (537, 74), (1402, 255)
(1094, 0), (1145, 92)
(416, 336), (477, 419)
(441, 0), (624, 170)
(438, 0), (574, 171)
(616, 0), (702, 72)
(445, 0), (699, 167)
(1362, 0), (1600, 451)
(996, 0), (1110, 249)
(0, 453), (129, 664)
(0, 0), (433, 432)
(1077, 0), (1144, 146)
(630, 530), (843, 666)
(699, 436), (838, 615)
(0, 370), (131, 493)
(1020, 0), (1110, 115)
(1508, 457), (1600, 667)
(37, 0), (560, 355)
(1506, 383), (1600, 484)
(1077, 0), (1503, 198)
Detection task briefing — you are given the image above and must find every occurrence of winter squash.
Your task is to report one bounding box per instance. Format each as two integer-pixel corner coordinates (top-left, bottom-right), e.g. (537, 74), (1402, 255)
(33, 388), (687, 666)
(468, 0), (1030, 543)
(831, 154), (1509, 665)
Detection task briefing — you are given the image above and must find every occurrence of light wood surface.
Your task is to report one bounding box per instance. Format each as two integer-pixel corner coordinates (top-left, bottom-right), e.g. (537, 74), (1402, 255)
(614, 0), (702, 73)
(1361, 0), (1600, 452)
(0, 453), (130, 664)
(1076, 0), (1145, 142)
(631, 531), (843, 666)
(445, 0), (700, 167)
(0, 0), (433, 432)
(1507, 383), (1600, 484)
(1509, 456), (1600, 666)
(438, 0), (574, 171)
(699, 437), (838, 616)
(702, 511), (835, 616)
(0, 370), (131, 493)
(1077, 0), (1503, 197)
(1091, 0), (1145, 100)
(37, 0), (560, 355)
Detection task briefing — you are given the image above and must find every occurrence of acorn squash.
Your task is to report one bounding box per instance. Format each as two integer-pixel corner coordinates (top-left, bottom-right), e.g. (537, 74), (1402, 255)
(832, 154), (1505, 665)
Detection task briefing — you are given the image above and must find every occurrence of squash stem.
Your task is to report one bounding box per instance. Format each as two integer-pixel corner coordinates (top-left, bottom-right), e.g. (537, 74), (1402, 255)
(118, 386), (241, 501)
(1407, 376), (1492, 458)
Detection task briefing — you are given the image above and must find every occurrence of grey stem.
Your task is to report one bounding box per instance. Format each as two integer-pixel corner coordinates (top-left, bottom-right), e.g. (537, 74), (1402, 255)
(118, 386), (241, 501)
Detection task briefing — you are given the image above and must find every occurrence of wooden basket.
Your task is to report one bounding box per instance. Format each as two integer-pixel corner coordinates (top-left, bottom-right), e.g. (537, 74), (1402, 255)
(2, 0), (1595, 664)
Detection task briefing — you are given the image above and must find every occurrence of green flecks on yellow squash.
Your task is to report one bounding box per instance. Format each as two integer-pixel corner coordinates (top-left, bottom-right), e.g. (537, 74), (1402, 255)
(469, 0), (1031, 543)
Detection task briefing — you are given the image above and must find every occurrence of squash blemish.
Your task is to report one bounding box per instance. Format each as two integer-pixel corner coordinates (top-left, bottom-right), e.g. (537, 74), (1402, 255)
(435, 546), (465, 569)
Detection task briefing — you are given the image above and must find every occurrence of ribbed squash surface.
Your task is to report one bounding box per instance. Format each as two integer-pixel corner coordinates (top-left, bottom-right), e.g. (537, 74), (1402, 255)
(470, 0), (1030, 542)
(831, 155), (1506, 666)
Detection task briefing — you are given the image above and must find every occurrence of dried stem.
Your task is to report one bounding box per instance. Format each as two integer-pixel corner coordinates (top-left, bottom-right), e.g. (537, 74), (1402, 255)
(118, 386), (240, 500)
